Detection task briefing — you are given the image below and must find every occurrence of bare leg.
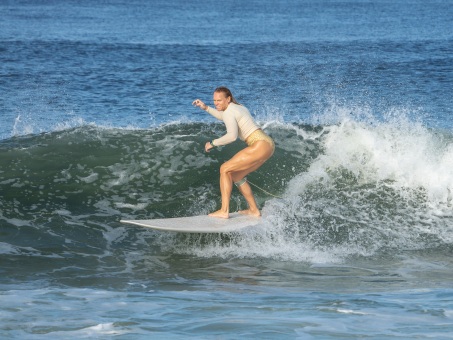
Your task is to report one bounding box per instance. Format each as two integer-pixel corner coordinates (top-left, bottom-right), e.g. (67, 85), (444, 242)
(209, 140), (273, 219)
(208, 167), (233, 219)
(236, 181), (261, 217)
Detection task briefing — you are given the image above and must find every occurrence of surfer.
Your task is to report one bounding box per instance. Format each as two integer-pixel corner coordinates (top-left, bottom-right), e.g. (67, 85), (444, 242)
(193, 87), (275, 219)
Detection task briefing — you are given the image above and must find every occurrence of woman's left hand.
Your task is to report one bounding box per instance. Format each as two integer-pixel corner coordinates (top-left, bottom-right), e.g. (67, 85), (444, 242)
(205, 141), (214, 153)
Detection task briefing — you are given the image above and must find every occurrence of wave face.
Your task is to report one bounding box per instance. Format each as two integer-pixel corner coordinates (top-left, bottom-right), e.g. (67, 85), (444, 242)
(267, 116), (453, 261)
(1, 116), (452, 274)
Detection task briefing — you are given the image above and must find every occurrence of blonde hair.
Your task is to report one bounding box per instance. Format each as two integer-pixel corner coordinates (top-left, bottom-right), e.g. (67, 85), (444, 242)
(214, 86), (240, 105)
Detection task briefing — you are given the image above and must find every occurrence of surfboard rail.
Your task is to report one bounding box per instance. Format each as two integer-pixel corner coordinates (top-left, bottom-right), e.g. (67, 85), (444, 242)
(120, 212), (261, 233)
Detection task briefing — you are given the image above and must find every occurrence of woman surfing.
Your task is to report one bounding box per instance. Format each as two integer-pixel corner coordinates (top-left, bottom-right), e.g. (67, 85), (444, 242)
(193, 87), (275, 219)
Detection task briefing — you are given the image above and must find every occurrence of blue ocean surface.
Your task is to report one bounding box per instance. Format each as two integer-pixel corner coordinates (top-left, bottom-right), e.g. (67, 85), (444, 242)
(1, 0), (453, 338)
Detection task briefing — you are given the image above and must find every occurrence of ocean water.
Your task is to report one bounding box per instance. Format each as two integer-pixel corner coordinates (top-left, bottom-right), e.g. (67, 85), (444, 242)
(1, 0), (453, 338)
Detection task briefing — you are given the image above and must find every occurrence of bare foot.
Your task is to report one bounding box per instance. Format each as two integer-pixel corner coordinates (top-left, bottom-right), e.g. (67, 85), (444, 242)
(238, 209), (261, 217)
(208, 210), (229, 219)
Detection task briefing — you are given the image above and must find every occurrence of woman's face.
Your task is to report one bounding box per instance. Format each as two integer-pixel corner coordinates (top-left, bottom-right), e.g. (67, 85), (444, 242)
(213, 91), (231, 111)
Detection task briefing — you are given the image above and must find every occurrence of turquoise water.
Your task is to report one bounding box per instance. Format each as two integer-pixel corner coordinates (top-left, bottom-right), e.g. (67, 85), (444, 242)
(1, 0), (453, 338)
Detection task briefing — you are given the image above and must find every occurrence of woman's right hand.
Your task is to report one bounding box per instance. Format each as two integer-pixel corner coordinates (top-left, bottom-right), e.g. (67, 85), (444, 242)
(192, 99), (207, 110)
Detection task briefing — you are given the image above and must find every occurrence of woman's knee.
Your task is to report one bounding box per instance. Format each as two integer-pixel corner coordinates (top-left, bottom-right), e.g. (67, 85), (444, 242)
(219, 162), (232, 175)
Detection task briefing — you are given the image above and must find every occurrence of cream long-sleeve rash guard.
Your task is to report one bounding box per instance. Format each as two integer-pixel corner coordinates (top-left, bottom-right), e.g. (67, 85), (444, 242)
(206, 103), (260, 146)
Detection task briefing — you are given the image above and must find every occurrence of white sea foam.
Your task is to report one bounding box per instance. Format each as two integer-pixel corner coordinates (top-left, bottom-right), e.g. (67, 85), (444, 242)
(0, 242), (22, 255)
(288, 111), (453, 204)
(163, 109), (453, 262)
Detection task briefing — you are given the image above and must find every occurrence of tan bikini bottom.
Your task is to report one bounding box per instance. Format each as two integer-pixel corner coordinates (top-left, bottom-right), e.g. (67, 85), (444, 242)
(245, 129), (275, 151)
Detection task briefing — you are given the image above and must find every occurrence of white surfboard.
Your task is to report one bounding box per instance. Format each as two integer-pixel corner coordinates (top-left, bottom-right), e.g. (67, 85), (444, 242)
(120, 212), (261, 233)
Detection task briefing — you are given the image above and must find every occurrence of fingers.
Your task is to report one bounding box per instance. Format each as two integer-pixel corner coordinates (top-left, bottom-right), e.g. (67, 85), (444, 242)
(192, 99), (203, 107)
(205, 141), (213, 152)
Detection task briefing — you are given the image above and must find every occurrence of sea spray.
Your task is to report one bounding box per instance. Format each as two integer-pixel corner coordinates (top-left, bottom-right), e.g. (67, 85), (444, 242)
(1, 117), (452, 265)
(153, 113), (453, 262)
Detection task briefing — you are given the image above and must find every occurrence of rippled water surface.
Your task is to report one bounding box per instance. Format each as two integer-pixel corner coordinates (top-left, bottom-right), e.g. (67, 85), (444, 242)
(1, 0), (453, 338)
